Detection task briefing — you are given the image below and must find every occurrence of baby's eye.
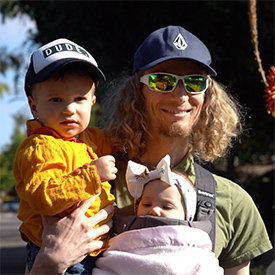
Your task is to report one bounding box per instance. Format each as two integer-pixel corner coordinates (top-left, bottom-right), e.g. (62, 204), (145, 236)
(163, 204), (174, 210)
(142, 203), (152, 207)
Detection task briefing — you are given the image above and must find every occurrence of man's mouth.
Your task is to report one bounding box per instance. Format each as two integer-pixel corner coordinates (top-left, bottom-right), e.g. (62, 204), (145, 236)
(162, 108), (191, 116)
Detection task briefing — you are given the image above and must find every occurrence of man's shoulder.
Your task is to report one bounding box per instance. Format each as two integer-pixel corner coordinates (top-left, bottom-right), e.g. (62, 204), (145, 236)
(213, 173), (252, 202)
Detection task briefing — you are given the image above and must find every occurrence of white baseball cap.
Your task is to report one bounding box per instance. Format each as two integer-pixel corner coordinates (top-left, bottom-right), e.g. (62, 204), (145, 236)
(25, 38), (105, 96)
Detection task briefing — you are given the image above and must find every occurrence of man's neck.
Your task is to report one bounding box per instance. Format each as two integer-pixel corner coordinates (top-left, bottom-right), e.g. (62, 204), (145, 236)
(138, 134), (189, 168)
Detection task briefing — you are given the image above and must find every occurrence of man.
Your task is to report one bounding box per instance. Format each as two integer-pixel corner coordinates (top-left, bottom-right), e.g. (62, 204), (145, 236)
(101, 25), (272, 274)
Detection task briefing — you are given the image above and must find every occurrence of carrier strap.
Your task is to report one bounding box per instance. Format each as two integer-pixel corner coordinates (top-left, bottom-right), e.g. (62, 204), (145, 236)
(194, 162), (216, 251)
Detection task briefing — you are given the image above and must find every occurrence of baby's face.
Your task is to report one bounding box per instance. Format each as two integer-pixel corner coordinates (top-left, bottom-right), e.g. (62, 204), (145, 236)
(137, 179), (185, 219)
(28, 73), (95, 138)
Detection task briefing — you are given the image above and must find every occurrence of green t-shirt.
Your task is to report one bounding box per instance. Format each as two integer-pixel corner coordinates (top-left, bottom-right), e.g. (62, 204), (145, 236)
(114, 153), (272, 269)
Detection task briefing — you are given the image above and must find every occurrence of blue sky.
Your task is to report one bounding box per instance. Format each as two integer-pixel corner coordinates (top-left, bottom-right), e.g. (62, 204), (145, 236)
(0, 14), (37, 150)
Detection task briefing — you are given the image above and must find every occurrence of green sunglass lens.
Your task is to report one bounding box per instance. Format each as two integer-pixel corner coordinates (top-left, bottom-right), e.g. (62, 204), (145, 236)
(147, 74), (207, 93)
(149, 74), (176, 91)
(185, 76), (206, 93)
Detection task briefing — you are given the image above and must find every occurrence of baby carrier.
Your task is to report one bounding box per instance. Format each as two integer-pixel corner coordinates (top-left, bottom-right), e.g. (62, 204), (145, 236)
(114, 162), (216, 251)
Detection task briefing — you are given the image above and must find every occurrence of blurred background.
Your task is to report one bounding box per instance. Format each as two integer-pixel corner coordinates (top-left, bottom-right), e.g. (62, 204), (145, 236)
(0, 0), (274, 274)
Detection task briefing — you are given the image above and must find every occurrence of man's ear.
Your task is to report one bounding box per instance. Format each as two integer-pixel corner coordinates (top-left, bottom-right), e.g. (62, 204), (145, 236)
(28, 96), (38, 119)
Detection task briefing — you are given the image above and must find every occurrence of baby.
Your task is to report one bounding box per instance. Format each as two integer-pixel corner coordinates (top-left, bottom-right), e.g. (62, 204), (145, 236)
(92, 155), (224, 275)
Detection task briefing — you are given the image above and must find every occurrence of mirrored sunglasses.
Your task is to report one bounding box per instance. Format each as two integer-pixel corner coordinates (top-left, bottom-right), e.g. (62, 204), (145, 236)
(140, 73), (209, 94)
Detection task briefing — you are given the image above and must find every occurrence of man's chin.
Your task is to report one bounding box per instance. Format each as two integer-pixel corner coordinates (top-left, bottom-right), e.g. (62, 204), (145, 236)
(159, 123), (191, 138)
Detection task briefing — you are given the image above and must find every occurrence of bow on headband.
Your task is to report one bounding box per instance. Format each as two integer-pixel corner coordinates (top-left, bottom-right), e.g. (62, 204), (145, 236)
(125, 155), (197, 221)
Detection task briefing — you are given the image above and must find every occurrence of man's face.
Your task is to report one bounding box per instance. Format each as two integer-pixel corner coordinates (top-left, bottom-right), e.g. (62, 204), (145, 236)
(28, 73), (95, 138)
(141, 59), (206, 139)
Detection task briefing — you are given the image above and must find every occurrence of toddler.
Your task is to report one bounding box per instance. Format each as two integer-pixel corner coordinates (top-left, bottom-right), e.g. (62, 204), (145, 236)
(14, 38), (116, 275)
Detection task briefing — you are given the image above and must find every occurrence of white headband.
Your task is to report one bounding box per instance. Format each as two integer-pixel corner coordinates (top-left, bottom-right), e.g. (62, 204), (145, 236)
(125, 155), (197, 221)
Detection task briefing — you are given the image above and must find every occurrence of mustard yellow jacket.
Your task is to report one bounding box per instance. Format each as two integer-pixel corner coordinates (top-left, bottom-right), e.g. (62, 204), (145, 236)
(14, 120), (115, 255)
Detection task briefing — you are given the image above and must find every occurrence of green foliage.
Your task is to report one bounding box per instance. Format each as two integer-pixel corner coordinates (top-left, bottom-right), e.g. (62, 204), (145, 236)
(0, 48), (23, 74)
(0, 0), (19, 20)
(89, 102), (102, 127)
(0, 119), (26, 192)
(0, 46), (25, 95)
(0, 82), (10, 97)
(250, 266), (266, 275)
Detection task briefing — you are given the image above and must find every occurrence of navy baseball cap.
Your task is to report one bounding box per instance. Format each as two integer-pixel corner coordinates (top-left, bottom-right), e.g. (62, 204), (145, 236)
(133, 26), (216, 76)
(25, 38), (105, 96)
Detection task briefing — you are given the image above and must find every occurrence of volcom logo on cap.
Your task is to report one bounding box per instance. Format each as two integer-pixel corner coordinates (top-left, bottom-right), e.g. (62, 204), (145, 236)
(42, 43), (90, 59)
(173, 34), (187, 50)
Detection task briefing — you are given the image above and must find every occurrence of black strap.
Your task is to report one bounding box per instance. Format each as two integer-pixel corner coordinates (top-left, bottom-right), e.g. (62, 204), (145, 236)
(194, 162), (216, 251)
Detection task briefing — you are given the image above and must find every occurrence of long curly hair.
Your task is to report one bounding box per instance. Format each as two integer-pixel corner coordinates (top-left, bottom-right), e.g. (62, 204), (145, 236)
(191, 77), (244, 162)
(100, 72), (244, 162)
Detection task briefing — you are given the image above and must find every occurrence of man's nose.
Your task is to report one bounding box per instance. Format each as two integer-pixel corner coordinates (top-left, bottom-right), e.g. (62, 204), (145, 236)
(171, 80), (189, 98)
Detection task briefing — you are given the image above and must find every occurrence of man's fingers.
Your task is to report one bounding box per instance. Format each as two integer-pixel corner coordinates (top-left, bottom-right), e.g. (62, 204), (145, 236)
(94, 219), (113, 236)
(71, 194), (101, 218)
(87, 204), (114, 227)
(103, 204), (115, 216)
(85, 240), (106, 254)
(86, 219), (113, 252)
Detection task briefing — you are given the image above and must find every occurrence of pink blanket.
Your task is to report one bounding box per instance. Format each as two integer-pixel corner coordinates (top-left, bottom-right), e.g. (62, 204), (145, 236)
(93, 225), (223, 275)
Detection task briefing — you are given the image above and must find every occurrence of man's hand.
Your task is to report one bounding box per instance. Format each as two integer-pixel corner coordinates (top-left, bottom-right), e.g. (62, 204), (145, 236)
(29, 195), (114, 274)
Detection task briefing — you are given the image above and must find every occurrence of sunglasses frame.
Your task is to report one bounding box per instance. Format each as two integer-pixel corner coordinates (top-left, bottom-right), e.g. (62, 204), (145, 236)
(140, 72), (209, 94)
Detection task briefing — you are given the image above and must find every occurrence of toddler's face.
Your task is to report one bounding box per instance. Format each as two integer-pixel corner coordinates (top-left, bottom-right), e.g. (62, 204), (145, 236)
(137, 179), (185, 219)
(28, 73), (95, 138)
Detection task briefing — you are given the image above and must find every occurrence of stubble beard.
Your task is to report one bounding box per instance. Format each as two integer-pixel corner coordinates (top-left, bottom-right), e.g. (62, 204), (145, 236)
(158, 120), (192, 138)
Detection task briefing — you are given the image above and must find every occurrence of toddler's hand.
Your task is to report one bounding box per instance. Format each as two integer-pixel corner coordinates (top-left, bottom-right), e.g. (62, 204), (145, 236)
(91, 155), (118, 182)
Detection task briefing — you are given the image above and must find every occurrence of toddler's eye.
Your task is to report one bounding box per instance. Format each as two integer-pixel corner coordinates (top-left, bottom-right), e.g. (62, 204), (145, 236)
(75, 97), (85, 102)
(50, 98), (61, 102)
